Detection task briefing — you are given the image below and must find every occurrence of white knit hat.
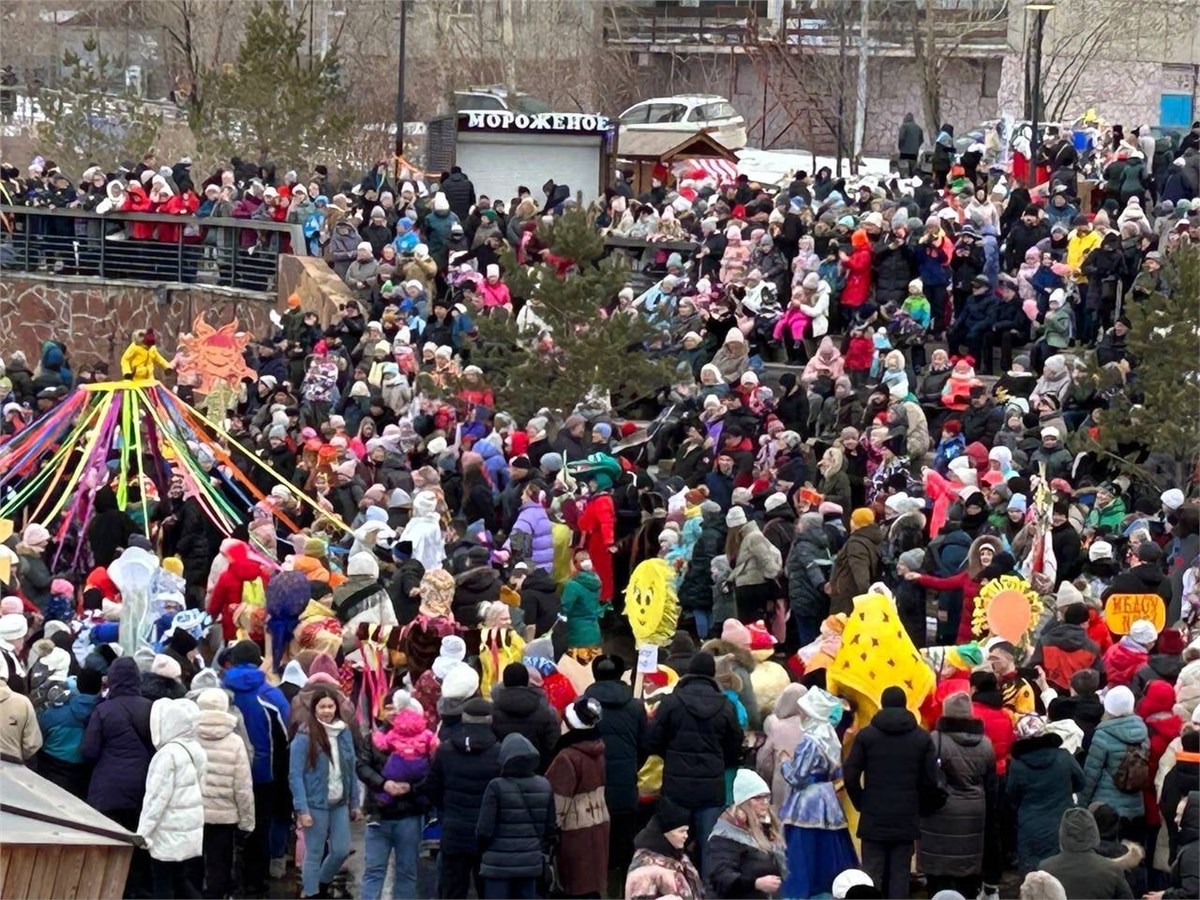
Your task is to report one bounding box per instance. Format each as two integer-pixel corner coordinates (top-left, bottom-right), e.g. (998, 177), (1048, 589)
(1128, 619), (1158, 647)
(439, 662), (479, 701)
(730, 768), (770, 806)
(1102, 685), (1135, 718)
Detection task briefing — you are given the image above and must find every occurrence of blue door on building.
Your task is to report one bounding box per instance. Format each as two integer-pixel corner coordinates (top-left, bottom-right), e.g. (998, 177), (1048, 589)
(1160, 93), (1194, 129)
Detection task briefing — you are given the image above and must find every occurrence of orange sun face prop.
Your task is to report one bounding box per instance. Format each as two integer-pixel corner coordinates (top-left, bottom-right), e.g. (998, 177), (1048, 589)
(175, 315), (257, 395)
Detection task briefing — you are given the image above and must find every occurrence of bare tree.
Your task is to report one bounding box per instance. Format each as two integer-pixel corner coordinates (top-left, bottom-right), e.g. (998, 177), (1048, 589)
(897, 0), (1009, 138)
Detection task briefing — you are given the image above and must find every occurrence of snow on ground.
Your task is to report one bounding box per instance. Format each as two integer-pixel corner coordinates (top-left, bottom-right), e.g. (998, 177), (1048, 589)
(736, 146), (893, 185)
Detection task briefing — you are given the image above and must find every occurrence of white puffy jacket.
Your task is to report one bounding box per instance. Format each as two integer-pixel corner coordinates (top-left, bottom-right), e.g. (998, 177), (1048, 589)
(194, 689), (255, 831)
(799, 281), (831, 337)
(137, 698), (207, 861)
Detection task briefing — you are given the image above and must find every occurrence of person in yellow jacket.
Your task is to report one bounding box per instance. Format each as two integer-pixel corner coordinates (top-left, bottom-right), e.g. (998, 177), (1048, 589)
(120, 329), (172, 380)
(1065, 215), (1101, 288)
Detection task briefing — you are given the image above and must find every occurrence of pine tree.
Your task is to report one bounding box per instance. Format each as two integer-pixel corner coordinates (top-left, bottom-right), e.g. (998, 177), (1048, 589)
(467, 210), (678, 422)
(1072, 245), (1200, 488)
(195, 0), (352, 169)
(35, 39), (163, 175)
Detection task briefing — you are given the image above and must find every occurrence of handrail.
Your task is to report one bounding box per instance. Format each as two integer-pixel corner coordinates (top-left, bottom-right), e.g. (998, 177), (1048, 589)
(0, 204), (306, 245)
(0, 204), (306, 294)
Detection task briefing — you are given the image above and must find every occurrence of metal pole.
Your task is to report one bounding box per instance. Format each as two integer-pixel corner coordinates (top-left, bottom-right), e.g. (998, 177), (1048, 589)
(394, 0), (407, 170)
(1030, 8), (1046, 182)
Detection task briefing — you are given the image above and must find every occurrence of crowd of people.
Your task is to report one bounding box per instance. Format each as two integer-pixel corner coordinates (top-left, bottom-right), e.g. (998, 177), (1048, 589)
(0, 113), (1199, 900)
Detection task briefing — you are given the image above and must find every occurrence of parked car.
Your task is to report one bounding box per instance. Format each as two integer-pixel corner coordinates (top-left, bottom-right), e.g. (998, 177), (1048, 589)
(618, 94), (747, 149)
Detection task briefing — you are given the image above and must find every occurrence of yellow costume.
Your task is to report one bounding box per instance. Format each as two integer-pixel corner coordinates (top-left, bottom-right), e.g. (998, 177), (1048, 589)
(120, 341), (171, 380)
(826, 588), (935, 729)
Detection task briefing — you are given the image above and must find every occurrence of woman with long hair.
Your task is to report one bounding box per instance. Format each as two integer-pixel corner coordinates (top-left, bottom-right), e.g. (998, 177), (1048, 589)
(707, 769), (787, 898)
(288, 688), (360, 899)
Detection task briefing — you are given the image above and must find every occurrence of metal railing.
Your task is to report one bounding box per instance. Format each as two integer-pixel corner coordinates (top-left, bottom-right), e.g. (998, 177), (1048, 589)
(0, 206), (307, 294)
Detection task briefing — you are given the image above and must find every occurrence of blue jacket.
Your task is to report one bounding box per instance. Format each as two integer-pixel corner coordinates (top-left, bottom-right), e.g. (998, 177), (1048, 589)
(476, 441), (510, 492)
(223, 664), (291, 784)
(289, 725), (359, 813)
(1079, 714), (1149, 819)
(38, 690), (98, 763)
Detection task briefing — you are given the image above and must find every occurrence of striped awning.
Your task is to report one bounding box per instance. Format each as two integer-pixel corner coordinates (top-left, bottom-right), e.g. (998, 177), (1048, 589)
(673, 157), (740, 187)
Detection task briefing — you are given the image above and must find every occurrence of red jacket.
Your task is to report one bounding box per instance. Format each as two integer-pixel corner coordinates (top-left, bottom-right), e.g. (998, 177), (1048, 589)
(1103, 639), (1149, 687)
(918, 569), (982, 644)
(156, 191), (199, 243)
(840, 235), (873, 307)
(843, 334), (875, 372)
(1138, 681), (1183, 825)
(1086, 608), (1113, 653)
(123, 184), (155, 240)
(207, 553), (265, 641)
(973, 698), (1015, 776)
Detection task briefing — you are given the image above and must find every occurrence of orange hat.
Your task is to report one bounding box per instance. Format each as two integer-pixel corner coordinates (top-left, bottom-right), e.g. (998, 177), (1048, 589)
(850, 507), (875, 529)
(287, 293), (301, 309)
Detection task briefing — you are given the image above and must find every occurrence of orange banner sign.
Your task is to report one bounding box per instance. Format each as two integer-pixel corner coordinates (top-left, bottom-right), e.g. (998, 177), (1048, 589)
(1103, 593), (1166, 635)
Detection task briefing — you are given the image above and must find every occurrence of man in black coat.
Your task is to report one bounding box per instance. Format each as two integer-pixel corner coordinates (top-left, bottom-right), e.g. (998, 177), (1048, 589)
(1101, 541), (1174, 607)
(898, 113), (924, 176)
(583, 655), (648, 874)
(425, 698), (502, 899)
(646, 652), (743, 877)
(844, 685), (941, 900)
(490, 664), (560, 773)
(980, 276), (1030, 375)
(439, 166), (476, 220)
(1004, 206), (1051, 271)
(960, 385), (1006, 445)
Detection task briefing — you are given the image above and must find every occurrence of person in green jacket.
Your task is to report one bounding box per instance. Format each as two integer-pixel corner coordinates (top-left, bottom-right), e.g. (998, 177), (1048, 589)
(561, 552), (604, 657)
(1084, 482), (1127, 534)
(1032, 287), (1072, 373)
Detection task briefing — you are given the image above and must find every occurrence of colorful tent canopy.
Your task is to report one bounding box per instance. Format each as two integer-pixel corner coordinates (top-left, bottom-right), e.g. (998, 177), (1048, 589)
(0, 379), (344, 568)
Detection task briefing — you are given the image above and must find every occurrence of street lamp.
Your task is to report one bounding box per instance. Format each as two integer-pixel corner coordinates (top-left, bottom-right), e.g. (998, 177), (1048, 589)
(395, 0), (408, 175)
(1025, 2), (1056, 178)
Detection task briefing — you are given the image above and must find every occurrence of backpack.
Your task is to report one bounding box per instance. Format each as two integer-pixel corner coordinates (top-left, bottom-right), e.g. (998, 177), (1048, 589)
(1112, 741), (1150, 792)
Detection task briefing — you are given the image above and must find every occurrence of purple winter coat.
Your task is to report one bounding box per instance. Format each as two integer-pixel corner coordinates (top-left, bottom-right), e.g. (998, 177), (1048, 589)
(80, 657), (154, 812)
(504, 501), (555, 570)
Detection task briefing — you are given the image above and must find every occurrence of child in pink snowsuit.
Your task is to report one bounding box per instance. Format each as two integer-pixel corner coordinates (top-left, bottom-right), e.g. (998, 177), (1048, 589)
(774, 284), (812, 342)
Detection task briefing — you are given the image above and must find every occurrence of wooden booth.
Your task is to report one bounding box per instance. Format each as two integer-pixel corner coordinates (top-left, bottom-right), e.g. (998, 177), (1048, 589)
(0, 758), (138, 899)
(617, 130), (741, 196)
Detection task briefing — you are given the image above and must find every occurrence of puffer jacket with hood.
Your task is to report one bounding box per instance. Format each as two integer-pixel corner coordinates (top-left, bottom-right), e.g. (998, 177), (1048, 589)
(207, 544), (264, 642)
(194, 688), (255, 830)
(919, 714), (997, 878)
(786, 520), (834, 621)
(138, 698), (207, 861)
(426, 713), (502, 854)
(583, 677), (648, 814)
(222, 663), (290, 784)
(506, 500), (555, 571)
(1040, 807), (1135, 900)
(1007, 731), (1086, 874)
(647, 673), (744, 810)
(81, 657), (154, 812)
(1030, 618), (1105, 693)
(490, 682), (561, 772)
(476, 733), (555, 879)
(1080, 713), (1150, 818)
(36, 681), (98, 763)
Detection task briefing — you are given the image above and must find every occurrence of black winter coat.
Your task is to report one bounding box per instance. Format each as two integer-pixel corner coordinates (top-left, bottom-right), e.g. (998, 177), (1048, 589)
(356, 733), (430, 819)
(961, 401), (1005, 446)
(79, 658), (153, 813)
(844, 706), (940, 841)
(919, 717), (997, 878)
(490, 684), (561, 773)
(476, 734), (555, 879)
(583, 679), (647, 813)
(519, 567), (560, 637)
(786, 528), (832, 619)
(1006, 221), (1050, 271)
(706, 819), (785, 899)
(646, 675), (743, 810)
(440, 172), (476, 220)
(1007, 733), (1086, 874)
(426, 721), (502, 853)
(678, 510), (725, 612)
(1101, 563), (1173, 607)
(873, 237), (915, 307)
